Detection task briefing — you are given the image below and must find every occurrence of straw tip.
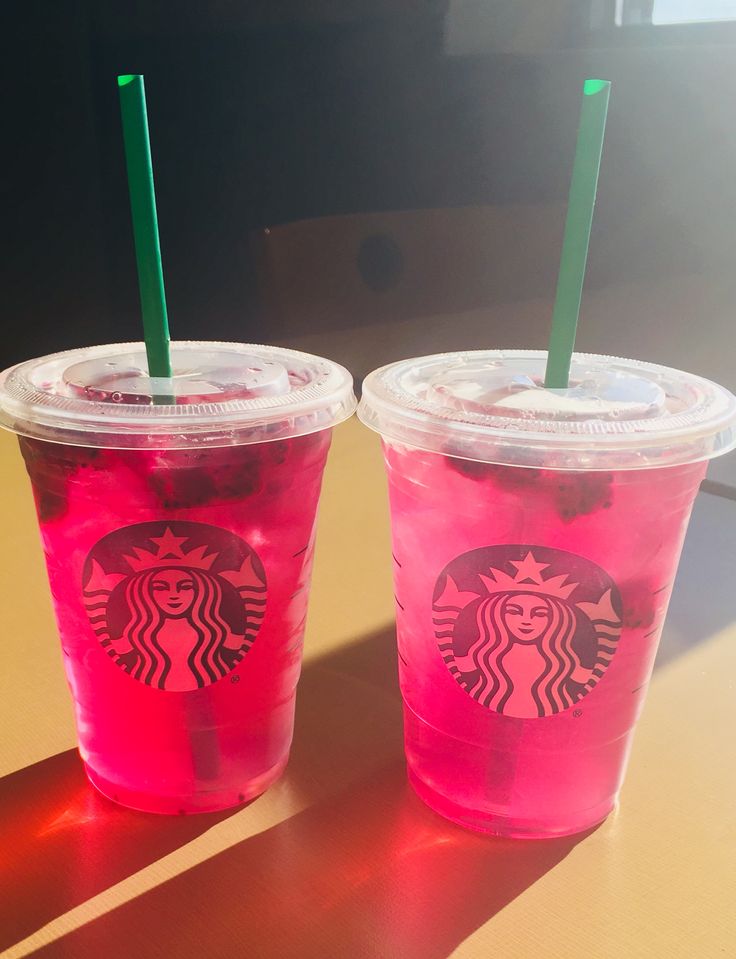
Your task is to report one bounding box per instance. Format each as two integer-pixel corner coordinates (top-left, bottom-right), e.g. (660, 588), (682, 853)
(583, 78), (611, 96)
(117, 74), (140, 87)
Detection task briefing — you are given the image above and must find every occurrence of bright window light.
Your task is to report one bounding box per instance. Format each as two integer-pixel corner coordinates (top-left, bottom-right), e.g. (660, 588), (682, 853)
(652, 0), (736, 24)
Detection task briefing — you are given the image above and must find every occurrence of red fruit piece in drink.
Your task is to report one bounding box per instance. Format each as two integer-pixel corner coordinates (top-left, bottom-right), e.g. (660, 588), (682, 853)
(554, 473), (613, 522)
(145, 451), (264, 509)
(265, 440), (290, 465)
(210, 458), (263, 502)
(620, 581), (659, 630)
(445, 455), (496, 480)
(147, 464), (219, 509)
(19, 439), (104, 523)
(445, 454), (543, 488)
(487, 464), (544, 491)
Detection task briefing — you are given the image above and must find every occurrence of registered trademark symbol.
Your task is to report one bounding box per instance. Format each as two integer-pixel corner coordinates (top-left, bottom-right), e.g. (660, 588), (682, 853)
(231, 674), (241, 684)
(573, 709), (583, 718)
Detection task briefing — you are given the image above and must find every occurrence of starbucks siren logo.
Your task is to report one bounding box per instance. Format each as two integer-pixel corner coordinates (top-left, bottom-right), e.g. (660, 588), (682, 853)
(83, 521), (266, 691)
(433, 546), (623, 718)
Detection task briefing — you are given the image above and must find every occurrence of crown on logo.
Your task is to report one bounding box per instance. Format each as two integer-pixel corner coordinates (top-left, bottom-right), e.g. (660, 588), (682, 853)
(479, 551), (578, 600)
(124, 528), (217, 572)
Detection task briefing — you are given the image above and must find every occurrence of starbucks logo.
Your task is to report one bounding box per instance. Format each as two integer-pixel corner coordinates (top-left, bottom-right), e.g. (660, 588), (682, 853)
(433, 546), (622, 718)
(82, 521), (266, 691)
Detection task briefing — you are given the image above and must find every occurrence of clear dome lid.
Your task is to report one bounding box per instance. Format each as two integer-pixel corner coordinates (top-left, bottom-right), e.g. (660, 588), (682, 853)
(0, 341), (356, 449)
(358, 350), (736, 470)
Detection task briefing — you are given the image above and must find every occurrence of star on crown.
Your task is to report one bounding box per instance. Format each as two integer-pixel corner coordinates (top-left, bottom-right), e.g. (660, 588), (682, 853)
(479, 551), (578, 599)
(124, 527), (218, 572)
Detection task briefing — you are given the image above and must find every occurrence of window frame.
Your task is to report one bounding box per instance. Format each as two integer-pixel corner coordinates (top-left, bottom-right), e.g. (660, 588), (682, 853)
(592, 0), (736, 44)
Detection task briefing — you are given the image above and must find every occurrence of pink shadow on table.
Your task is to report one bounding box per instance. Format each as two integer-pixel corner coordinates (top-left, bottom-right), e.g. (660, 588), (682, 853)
(0, 749), (238, 952)
(24, 627), (592, 959)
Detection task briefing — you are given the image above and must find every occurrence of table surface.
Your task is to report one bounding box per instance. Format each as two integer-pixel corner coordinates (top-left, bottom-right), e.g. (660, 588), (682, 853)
(1, 418), (734, 959)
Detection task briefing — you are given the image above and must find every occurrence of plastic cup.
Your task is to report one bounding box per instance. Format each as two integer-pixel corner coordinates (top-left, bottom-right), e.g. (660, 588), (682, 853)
(0, 341), (355, 814)
(359, 350), (736, 838)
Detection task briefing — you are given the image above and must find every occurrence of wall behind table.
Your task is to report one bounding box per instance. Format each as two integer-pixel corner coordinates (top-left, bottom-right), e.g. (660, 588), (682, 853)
(3, 2), (736, 403)
(1, 2), (448, 367)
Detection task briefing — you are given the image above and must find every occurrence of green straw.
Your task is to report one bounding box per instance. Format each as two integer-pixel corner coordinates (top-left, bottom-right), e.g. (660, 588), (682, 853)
(544, 78), (611, 389)
(117, 76), (222, 784)
(118, 74), (172, 379)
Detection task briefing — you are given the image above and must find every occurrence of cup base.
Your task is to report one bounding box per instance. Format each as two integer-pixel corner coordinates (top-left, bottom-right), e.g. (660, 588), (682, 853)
(407, 766), (615, 839)
(84, 754), (290, 815)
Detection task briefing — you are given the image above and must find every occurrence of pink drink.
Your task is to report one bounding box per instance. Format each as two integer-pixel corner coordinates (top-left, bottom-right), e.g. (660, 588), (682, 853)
(386, 445), (703, 837)
(0, 343), (354, 813)
(360, 350), (736, 838)
(20, 433), (328, 813)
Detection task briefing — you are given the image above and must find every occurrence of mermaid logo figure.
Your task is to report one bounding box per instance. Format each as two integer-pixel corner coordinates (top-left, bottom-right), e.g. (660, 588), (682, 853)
(83, 522), (266, 691)
(433, 547), (622, 717)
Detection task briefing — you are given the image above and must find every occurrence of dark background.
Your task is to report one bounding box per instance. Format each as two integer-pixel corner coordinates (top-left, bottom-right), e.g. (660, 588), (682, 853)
(4, 0), (736, 391)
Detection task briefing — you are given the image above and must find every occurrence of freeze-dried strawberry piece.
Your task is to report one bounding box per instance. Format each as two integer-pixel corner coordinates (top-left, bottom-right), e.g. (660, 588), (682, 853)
(554, 473), (613, 522)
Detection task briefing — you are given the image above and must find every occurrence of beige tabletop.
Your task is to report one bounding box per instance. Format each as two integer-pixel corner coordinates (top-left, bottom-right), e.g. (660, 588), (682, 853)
(0, 418), (734, 959)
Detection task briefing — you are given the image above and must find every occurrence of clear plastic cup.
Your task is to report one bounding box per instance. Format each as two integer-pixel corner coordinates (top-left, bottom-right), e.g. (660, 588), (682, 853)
(359, 350), (736, 838)
(0, 341), (355, 814)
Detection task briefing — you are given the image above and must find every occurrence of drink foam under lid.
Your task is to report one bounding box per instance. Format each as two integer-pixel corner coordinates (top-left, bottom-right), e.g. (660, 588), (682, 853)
(359, 350), (736, 470)
(0, 342), (356, 448)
